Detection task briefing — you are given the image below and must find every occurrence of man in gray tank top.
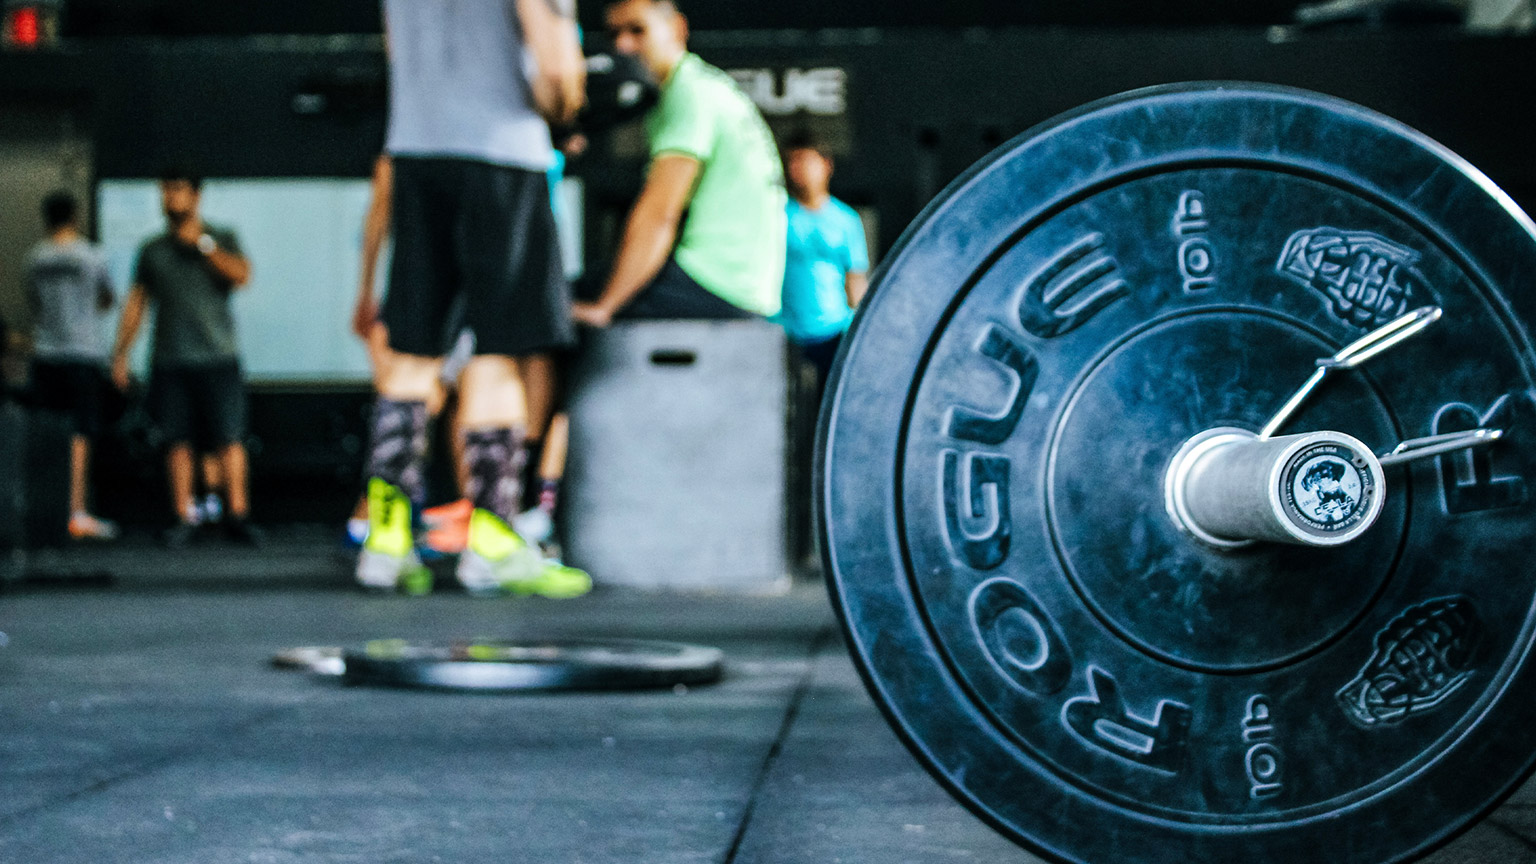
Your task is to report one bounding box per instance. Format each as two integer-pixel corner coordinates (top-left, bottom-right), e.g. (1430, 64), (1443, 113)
(24, 191), (119, 541)
(355, 0), (590, 597)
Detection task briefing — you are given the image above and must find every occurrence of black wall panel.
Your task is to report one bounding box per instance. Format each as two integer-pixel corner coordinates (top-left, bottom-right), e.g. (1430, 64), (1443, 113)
(57, 0), (1311, 38)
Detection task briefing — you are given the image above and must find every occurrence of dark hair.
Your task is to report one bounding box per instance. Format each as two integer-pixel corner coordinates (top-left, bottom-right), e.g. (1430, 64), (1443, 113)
(782, 128), (830, 160)
(159, 165), (204, 191)
(603, 0), (682, 11)
(42, 190), (78, 231)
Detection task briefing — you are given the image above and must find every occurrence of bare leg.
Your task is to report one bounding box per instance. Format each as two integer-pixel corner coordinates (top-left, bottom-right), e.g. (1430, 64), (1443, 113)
(539, 412), (569, 484)
(520, 353), (555, 443)
(168, 444), (196, 522)
(221, 441), (250, 519)
(69, 435), (90, 516)
(458, 355), (527, 431)
(380, 353), (446, 404)
(201, 453), (224, 496)
(449, 393), (469, 499)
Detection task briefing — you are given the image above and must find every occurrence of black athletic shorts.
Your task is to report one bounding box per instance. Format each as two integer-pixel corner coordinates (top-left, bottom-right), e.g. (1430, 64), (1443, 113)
(28, 359), (106, 439)
(383, 156), (575, 358)
(619, 257), (757, 320)
(148, 360), (247, 450)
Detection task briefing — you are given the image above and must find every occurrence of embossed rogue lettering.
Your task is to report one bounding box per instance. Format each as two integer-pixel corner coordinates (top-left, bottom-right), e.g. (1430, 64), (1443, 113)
(1172, 191), (1216, 293)
(970, 579), (1073, 696)
(1064, 666), (1192, 774)
(1019, 233), (1129, 338)
(941, 451), (1012, 570)
(944, 326), (1039, 446)
(1435, 397), (1527, 513)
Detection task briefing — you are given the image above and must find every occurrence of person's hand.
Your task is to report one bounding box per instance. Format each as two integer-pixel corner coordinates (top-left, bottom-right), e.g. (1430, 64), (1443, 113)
(572, 301), (613, 329)
(352, 292), (379, 340)
(560, 133), (589, 159)
(110, 355), (131, 391)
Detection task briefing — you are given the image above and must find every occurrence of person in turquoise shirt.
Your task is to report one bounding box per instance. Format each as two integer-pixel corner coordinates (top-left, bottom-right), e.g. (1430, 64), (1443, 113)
(573, 0), (786, 326)
(776, 130), (869, 391)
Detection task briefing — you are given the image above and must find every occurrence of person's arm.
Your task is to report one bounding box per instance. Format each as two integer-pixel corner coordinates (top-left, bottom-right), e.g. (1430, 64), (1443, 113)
(515, 0), (585, 127)
(844, 271), (868, 309)
(572, 154), (700, 327)
(176, 220), (251, 288)
(354, 155), (393, 339)
(110, 285), (148, 390)
(843, 207), (871, 308)
(200, 237), (251, 288)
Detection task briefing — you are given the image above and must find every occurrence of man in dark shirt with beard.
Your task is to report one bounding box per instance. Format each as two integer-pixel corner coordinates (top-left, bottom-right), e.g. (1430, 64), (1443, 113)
(111, 168), (261, 547)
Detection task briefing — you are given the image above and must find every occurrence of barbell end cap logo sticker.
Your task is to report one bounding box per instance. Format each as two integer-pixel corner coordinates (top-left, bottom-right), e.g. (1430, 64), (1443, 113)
(1278, 442), (1378, 538)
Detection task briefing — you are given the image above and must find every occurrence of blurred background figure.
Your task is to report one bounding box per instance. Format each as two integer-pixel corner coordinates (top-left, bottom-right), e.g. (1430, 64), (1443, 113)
(349, 152), (570, 564)
(572, 0), (785, 325)
(111, 168), (261, 548)
(776, 129), (868, 406)
(357, 0), (590, 597)
(23, 190), (118, 540)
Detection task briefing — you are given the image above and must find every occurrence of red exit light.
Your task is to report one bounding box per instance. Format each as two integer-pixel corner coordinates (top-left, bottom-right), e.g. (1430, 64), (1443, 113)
(4, 5), (50, 49)
(12, 8), (40, 46)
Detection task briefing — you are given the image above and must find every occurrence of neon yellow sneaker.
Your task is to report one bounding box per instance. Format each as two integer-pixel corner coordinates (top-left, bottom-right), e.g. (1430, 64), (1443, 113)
(457, 507), (592, 598)
(356, 478), (431, 594)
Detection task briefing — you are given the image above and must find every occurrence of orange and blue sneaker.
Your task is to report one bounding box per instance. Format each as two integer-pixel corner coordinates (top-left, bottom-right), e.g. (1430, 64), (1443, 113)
(421, 498), (472, 556)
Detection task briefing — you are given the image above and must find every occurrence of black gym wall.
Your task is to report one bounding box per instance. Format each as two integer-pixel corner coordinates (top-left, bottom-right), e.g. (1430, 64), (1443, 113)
(0, 26), (1532, 525)
(55, 0), (1311, 37)
(2, 29), (1530, 252)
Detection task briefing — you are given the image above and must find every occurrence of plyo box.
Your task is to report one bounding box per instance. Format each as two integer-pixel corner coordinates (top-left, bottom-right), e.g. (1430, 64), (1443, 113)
(564, 321), (790, 593)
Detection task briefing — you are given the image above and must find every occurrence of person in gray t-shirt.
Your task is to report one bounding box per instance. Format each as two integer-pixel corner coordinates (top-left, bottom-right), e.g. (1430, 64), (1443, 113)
(24, 190), (119, 540)
(110, 168), (261, 547)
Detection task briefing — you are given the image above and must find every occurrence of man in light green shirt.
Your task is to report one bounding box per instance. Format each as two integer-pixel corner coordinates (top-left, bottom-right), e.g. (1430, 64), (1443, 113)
(572, 0), (787, 325)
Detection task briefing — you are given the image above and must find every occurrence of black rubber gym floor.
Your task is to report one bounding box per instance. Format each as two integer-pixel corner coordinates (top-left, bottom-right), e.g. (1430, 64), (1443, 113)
(2, 539), (1535, 863)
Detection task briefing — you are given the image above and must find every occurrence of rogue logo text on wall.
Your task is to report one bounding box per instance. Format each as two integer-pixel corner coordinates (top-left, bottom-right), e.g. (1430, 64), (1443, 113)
(727, 68), (847, 116)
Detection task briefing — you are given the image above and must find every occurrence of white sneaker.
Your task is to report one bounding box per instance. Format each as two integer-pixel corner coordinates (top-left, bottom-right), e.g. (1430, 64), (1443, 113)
(198, 493), (223, 525)
(511, 507), (554, 546)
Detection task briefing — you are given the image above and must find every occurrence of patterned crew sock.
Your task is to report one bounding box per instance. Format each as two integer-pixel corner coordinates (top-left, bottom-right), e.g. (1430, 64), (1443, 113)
(365, 399), (429, 503)
(462, 427), (528, 526)
(538, 479), (560, 516)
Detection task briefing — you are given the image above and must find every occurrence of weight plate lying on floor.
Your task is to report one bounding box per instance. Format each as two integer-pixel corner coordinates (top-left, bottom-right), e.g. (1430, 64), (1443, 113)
(818, 82), (1536, 864)
(340, 638), (725, 692)
(271, 646), (345, 676)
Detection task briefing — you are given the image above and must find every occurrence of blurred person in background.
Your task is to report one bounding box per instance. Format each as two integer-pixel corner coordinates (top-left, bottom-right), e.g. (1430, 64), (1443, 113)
(355, 0), (590, 596)
(111, 168), (262, 548)
(572, 0), (786, 325)
(775, 129), (868, 403)
(24, 190), (119, 540)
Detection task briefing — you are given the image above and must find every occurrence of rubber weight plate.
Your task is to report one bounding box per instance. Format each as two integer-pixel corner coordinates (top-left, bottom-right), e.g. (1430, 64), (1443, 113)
(341, 638), (725, 692)
(819, 82), (1536, 864)
(271, 646), (345, 677)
